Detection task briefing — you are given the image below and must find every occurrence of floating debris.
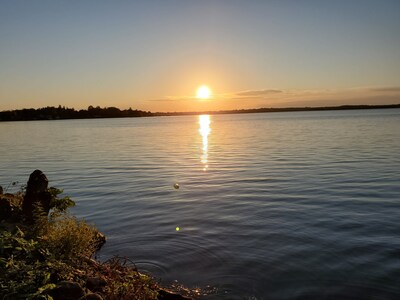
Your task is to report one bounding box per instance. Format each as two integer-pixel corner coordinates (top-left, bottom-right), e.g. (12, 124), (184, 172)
(174, 183), (179, 189)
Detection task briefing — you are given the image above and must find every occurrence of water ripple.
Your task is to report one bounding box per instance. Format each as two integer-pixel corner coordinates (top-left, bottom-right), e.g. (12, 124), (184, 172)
(1, 109), (400, 299)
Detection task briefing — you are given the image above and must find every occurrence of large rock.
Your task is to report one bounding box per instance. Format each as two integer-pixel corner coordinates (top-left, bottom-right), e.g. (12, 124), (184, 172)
(22, 170), (52, 223)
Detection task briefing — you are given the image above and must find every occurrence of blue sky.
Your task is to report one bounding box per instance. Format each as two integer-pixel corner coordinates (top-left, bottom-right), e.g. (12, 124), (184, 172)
(1, 0), (399, 112)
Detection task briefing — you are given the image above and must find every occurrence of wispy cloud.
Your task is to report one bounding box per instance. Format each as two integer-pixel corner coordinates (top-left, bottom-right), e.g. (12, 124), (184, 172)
(148, 98), (183, 102)
(367, 86), (400, 93)
(147, 96), (196, 102)
(236, 89), (283, 97)
(144, 86), (400, 108)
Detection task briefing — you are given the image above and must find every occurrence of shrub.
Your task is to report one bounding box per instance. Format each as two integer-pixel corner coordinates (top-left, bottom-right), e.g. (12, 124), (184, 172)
(48, 187), (75, 213)
(39, 214), (99, 261)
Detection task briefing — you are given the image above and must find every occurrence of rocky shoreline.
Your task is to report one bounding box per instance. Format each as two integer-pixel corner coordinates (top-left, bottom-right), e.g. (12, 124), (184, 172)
(0, 170), (195, 300)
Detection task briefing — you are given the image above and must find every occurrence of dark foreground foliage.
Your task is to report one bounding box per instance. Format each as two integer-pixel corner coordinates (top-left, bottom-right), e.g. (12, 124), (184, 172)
(0, 189), (160, 299)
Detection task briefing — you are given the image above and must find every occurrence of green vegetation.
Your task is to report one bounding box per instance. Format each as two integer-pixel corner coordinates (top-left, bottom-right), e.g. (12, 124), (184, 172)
(0, 188), (160, 299)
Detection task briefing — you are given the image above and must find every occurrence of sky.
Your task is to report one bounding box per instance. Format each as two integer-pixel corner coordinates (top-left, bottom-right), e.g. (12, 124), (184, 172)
(1, 0), (399, 112)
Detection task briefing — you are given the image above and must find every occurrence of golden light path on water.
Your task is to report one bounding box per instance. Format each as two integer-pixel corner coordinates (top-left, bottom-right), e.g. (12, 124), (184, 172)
(199, 115), (211, 171)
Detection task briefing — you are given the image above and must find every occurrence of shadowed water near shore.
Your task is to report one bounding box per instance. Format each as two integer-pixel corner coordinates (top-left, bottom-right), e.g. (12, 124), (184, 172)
(1, 109), (400, 299)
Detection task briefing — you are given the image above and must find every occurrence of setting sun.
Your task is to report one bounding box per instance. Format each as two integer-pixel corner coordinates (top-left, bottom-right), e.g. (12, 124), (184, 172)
(196, 85), (212, 99)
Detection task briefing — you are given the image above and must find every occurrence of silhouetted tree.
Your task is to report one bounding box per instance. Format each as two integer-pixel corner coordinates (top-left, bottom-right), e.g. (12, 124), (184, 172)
(0, 105), (152, 121)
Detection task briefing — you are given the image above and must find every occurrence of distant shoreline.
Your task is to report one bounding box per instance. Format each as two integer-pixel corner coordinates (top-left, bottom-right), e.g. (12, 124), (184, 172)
(153, 104), (400, 117)
(1, 103), (399, 122)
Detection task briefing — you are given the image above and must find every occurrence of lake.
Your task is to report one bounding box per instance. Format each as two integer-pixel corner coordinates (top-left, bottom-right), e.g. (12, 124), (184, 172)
(1, 109), (400, 299)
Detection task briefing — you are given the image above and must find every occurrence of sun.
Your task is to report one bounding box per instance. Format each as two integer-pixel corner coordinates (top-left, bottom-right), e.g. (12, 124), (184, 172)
(196, 85), (212, 99)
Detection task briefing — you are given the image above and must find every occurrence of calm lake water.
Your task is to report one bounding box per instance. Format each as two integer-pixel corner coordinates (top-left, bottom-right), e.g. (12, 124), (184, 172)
(1, 109), (400, 299)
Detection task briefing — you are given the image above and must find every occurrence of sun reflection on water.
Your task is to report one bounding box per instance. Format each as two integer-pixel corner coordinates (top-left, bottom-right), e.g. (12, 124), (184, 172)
(199, 115), (211, 171)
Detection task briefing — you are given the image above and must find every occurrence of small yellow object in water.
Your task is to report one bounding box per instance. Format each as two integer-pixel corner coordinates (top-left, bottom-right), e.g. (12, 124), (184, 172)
(174, 183), (179, 189)
(176, 227), (180, 231)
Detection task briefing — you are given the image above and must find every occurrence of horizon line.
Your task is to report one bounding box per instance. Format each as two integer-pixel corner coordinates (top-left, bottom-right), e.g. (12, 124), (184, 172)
(1, 103), (399, 122)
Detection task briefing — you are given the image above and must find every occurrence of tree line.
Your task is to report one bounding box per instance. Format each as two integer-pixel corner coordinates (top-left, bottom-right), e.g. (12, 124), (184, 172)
(1, 103), (399, 121)
(0, 105), (152, 121)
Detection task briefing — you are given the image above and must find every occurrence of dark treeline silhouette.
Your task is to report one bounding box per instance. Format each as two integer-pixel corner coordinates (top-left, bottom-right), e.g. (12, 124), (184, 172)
(0, 105), (152, 121)
(153, 104), (400, 116)
(1, 104), (399, 121)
